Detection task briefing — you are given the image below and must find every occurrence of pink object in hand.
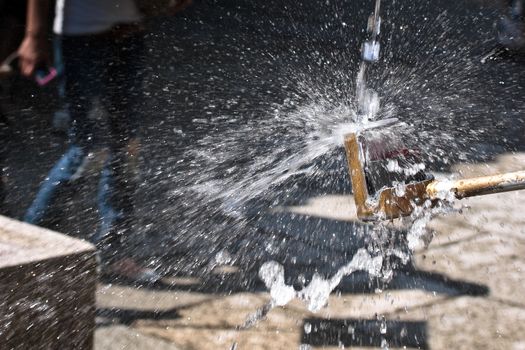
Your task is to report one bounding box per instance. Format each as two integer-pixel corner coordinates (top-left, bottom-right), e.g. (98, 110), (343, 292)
(35, 67), (58, 86)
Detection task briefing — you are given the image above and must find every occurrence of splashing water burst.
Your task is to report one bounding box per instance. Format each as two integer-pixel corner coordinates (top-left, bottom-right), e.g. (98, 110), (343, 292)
(259, 248), (383, 312)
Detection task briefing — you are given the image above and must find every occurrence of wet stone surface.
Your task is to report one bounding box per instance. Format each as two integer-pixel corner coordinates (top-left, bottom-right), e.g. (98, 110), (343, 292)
(0, 216), (96, 349)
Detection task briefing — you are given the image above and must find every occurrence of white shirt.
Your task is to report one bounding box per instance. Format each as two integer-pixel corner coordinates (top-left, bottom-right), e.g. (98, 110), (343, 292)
(54, 0), (142, 35)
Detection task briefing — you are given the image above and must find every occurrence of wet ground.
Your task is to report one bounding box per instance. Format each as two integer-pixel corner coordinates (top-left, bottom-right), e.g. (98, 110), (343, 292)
(92, 153), (525, 349)
(1, 0), (525, 348)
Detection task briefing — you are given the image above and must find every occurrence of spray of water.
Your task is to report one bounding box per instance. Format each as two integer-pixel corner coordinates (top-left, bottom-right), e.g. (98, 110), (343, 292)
(136, 1), (523, 303)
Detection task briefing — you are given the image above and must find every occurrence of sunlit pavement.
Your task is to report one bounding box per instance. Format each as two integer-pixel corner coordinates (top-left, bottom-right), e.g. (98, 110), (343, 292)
(93, 153), (525, 350)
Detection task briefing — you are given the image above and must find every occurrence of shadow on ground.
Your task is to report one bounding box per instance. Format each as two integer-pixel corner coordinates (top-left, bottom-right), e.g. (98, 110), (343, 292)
(302, 318), (428, 349)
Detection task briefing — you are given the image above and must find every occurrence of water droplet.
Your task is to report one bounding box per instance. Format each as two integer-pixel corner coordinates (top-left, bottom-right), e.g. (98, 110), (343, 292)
(304, 322), (312, 334)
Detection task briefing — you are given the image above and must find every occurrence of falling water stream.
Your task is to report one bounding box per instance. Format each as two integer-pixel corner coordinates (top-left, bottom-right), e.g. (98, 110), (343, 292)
(356, 0), (382, 124)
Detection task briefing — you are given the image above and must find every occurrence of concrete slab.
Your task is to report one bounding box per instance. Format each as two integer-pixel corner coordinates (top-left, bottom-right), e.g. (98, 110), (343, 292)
(95, 326), (181, 350)
(97, 284), (212, 312)
(0, 215), (97, 349)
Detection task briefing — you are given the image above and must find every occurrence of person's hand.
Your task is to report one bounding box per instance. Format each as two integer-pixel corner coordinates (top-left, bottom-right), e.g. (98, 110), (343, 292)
(17, 35), (49, 77)
(168, 0), (193, 15)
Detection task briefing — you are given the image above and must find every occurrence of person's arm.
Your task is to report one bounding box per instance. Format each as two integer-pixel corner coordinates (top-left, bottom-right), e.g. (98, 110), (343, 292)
(17, 0), (50, 77)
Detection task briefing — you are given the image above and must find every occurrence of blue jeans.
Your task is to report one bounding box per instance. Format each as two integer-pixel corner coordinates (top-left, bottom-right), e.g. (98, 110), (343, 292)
(24, 30), (145, 262)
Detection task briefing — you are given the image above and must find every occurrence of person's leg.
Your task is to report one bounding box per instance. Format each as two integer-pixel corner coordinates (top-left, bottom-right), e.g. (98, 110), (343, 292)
(93, 152), (132, 255)
(24, 35), (102, 225)
(95, 33), (160, 282)
(24, 145), (87, 224)
(97, 33), (145, 249)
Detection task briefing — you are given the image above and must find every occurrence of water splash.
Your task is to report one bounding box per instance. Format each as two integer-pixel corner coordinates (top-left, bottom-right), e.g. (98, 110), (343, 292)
(401, 194), (457, 251)
(231, 2), (492, 319)
(240, 247), (386, 329)
(259, 248), (383, 312)
(135, 0), (523, 289)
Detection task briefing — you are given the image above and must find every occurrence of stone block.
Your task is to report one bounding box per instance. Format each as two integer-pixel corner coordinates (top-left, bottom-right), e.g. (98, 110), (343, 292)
(0, 215), (97, 349)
